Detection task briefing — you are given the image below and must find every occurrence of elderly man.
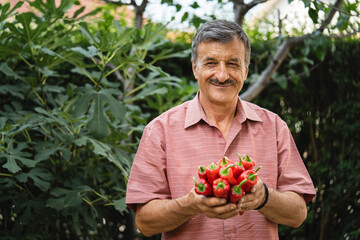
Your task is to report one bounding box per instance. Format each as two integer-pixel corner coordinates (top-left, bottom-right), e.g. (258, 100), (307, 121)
(126, 20), (316, 240)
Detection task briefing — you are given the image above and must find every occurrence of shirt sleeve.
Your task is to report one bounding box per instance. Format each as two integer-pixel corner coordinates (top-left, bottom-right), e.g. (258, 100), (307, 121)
(276, 118), (316, 203)
(126, 121), (171, 212)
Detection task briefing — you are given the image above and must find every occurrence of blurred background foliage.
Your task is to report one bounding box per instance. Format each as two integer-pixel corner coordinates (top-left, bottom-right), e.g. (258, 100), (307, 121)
(0, 0), (359, 239)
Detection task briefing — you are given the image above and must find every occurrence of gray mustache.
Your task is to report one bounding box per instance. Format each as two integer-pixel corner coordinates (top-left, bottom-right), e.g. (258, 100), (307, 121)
(209, 78), (235, 85)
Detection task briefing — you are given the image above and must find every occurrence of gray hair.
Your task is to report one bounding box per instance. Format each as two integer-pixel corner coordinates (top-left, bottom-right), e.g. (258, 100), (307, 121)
(191, 20), (251, 67)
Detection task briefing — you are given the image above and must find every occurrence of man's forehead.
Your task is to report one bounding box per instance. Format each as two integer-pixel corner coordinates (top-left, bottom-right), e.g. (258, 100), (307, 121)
(197, 41), (244, 59)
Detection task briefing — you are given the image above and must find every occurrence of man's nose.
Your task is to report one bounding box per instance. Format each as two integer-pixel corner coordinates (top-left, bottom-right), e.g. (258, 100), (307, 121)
(215, 62), (229, 82)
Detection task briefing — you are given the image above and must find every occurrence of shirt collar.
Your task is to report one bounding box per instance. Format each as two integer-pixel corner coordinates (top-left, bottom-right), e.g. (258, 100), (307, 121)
(184, 92), (204, 128)
(184, 91), (262, 129)
(237, 97), (263, 123)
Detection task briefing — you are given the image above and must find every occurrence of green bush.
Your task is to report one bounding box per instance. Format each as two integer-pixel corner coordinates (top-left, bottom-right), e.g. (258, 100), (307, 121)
(254, 38), (360, 240)
(0, 0), (188, 239)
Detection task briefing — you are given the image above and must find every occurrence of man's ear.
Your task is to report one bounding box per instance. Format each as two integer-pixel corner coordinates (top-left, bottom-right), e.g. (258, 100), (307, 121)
(192, 61), (198, 79)
(244, 67), (249, 80)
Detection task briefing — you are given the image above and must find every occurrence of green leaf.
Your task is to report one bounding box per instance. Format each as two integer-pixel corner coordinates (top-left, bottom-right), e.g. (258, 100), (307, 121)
(0, 117), (7, 129)
(50, 187), (72, 197)
(78, 22), (99, 45)
(70, 46), (98, 58)
(15, 12), (47, 42)
(134, 85), (168, 101)
(301, 44), (310, 56)
(63, 190), (83, 208)
(190, 1), (200, 9)
(175, 4), (182, 11)
(73, 5), (85, 18)
(34, 107), (73, 131)
(34, 143), (71, 162)
(181, 12), (189, 23)
(315, 46), (326, 61)
(0, 1), (23, 22)
(73, 136), (128, 174)
(0, 63), (26, 82)
(16, 168), (52, 191)
(78, 7), (102, 20)
(47, 185), (93, 210)
(73, 88), (126, 139)
(308, 8), (318, 24)
(273, 73), (287, 90)
(113, 197), (127, 212)
(41, 47), (66, 59)
(46, 198), (64, 211)
(1, 141), (36, 173)
(73, 89), (96, 118)
(99, 89), (126, 121)
(74, 136), (111, 157)
(302, 0), (311, 8)
(88, 93), (109, 139)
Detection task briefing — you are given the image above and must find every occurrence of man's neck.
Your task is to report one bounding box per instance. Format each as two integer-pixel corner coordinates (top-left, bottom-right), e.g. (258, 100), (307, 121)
(199, 95), (237, 140)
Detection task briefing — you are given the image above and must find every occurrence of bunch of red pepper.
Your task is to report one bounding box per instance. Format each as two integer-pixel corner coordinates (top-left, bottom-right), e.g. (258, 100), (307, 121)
(193, 154), (261, 204)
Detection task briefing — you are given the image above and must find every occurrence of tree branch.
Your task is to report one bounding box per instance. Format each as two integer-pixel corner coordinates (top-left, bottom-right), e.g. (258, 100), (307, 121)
(240, 0), (344, 101)
(103, 0), (132, 6)
(134, 0), (148, 29)
(233, 0), (267, 26)
(103, 0), (148, 29)
(330, 29), (360, 39)
(247, 0), (268, 9)
(318, 0), (343, 33)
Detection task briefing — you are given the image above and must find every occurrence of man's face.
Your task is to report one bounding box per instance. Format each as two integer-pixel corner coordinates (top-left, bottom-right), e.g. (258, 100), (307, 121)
(192, 38), (248, 106)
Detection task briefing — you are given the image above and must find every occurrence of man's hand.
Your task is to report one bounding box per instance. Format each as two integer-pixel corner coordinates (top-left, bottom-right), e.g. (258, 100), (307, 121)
(236, 179), (265, 212)
(185, 188), (240, 219)
(234, 178), (307, 228)
(136, 187), (241, 236)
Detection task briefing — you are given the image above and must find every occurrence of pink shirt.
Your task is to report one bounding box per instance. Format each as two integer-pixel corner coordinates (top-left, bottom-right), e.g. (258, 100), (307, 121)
(126, 93), (316, 240)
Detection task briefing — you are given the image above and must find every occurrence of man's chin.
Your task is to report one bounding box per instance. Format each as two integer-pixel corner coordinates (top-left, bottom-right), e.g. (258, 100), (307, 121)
(209, 95), (236, 106)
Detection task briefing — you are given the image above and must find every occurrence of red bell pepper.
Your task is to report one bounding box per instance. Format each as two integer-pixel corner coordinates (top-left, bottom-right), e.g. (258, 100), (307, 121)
(241, 154), (256, 170)
(216, 156), (233, 167)
(198, 165), (207, 180)
(233, 153), (246, 179)
(229, 179), (248, 203)
(193, 177), (212, 196)
(212, 178), (230, 199)
(219, 164), (238, 185)
(205, 162), (219, 186)
(237, 166), (262, 193)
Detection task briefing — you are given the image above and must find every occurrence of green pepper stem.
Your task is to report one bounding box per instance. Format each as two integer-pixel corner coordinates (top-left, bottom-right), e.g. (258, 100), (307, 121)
(236, 153), (244, 167)
(219, 156), (229, 166)
(243, 154), (252, 162)
(193, 177), (205, 192)
(215, 181), (225, 191)
(255, 166), (262, 172)
(208, 162), (218, 170)
(221, 164), (235, 176)
(234, 179), (247, 192)
(225, 164), (235, 170)
(198, 165), (206, 174)
(193, 177), (198, 186)
(248, 173), (258, 181)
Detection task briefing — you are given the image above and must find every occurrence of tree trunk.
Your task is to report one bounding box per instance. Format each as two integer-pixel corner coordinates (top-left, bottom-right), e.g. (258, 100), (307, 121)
(133, 0), (148, 29)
